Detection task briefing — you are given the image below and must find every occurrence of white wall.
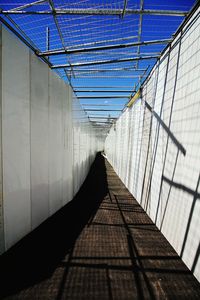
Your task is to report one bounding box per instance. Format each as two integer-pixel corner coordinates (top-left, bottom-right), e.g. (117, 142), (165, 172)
(105, 7), (200, 282)
(0, 25), (103, 252)
(0, 26), (4, 254)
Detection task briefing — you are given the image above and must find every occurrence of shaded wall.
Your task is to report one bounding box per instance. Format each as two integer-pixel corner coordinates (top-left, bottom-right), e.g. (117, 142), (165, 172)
(0, 25), (103, 253)
(105, 7), (200, 281)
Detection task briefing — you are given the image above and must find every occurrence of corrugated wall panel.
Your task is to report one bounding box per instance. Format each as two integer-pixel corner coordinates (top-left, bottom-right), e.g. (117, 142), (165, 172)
(105, 7), (200, 282)
(0, 26), (103, 253)
(30, 54), (49, 230)
(2, 27), (31, 249)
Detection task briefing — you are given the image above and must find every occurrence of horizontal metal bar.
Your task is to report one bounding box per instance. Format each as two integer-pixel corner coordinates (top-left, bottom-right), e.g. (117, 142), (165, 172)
(92, 125), (112, 127)
(89, 116), (117, 120)
(78, 99), (127, 101)
(1, 9), (188, 16)
(91, 121), (113, 123)
(67, 68), (146, 73)
(52, 55), (158, 69)
(89, 114), (118, 116)
(75, 90), (134, 93)
(92, 124), (111, 126)
(74, 75), (142, 78)
(77, 52), (161, 56)
(85, 109), (122, 111)
(83, 105), (122, 108)
(9, 0), (47, 11)
(38, 39), (170, 56)
(74, 86), (133, 88)
(67, 36), (137, 50)
(91, 120), (114, 122)
(77, 96), (129, 99)
(89, 116), (118, 118)
(89, 114), (118, 119)
(90, 121), (112, 128)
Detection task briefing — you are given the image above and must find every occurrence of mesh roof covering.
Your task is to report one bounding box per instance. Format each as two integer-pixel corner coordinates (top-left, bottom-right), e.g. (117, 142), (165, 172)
(0, 0), (197, 126)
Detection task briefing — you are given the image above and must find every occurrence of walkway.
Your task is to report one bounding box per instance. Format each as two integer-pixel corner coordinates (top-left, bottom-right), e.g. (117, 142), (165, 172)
(0, 153), (200, 299)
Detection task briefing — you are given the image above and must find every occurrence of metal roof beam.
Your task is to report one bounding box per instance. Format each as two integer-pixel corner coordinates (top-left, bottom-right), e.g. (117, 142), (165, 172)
(122, 0), (128, 18)
(89, 116), (118, 118)
(85, 109), (122, 111)
(52, 55), (158, 69)
(74, 86), (134, 88)
(68, 69), (146, 72)
(1, 9), (188, 16)
(91, 121), (113, 124)
(74, 75), (142, 78)
(75, 90), (135, 93)
(38, 39), (171, 56)
(136, 0), (144, 69)
(8, 0), (47, 11)
(88, 114), (118, 119)
(66, 36), (138, 49)
(48, 0), (75, 84)
(77, 96), (129, 99)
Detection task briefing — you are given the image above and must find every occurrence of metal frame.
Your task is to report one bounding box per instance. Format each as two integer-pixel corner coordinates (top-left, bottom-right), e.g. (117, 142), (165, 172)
(7, 0), (47, 12)
(85, 109), (122, 112)
(89, 116), (118, 118)
(75, 90), (135, 93)
(77, 96), (129, 99)
(52, 55), (158, 69)
(0, 0), (196, 124)
(38, 39), (171, 57)
(47, 0), (74, 83)
(1, 9), (188, 16)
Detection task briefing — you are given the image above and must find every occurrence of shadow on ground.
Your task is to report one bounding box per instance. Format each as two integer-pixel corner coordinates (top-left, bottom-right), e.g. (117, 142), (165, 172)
(0, 153), (107, 299)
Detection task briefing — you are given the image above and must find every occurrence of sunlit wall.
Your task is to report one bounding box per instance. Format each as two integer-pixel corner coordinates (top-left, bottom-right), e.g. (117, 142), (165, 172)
(105, 7), (200, 282)
(0, 25), (103, 253)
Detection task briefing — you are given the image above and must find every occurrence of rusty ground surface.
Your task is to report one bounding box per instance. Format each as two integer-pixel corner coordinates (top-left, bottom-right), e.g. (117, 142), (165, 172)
(0, 153), (200, 299)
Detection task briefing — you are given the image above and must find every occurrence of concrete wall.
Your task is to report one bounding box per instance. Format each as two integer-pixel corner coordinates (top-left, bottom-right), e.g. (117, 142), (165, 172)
(105, 7), (200, 282)
(0, 25), (103, 253)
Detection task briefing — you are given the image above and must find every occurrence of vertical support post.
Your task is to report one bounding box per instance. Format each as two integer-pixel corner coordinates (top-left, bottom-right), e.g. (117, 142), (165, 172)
(46, 26), (50, 61)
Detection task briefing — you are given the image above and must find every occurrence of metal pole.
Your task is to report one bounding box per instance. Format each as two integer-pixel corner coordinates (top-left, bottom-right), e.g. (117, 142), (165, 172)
(77, 96), (129, 99)
(68, 68), (146, 72)
(122, 0), (128, 18)
(38, 39), (170, 56)
(1, 9), (188, 16)
(8, 0), (47, 11)
(73, 86), (134, 88)
(52, 55), (158, 69)
(74, 75), (142, 78)
(67, 35), (137, 49)
(136, 0), (144, 69)
(75, 90), (135, 93)
(46, 26), (50, 60)
(47, 0), (74, 84)
(89, 115), (118, 117)
(89, 115), (117, 117)
(89, 116), (118, 118)
(84, 109), (122, 111)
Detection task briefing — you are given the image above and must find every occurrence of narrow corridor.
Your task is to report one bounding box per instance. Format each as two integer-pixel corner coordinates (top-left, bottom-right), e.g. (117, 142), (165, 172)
(0, 153), (200, 299)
